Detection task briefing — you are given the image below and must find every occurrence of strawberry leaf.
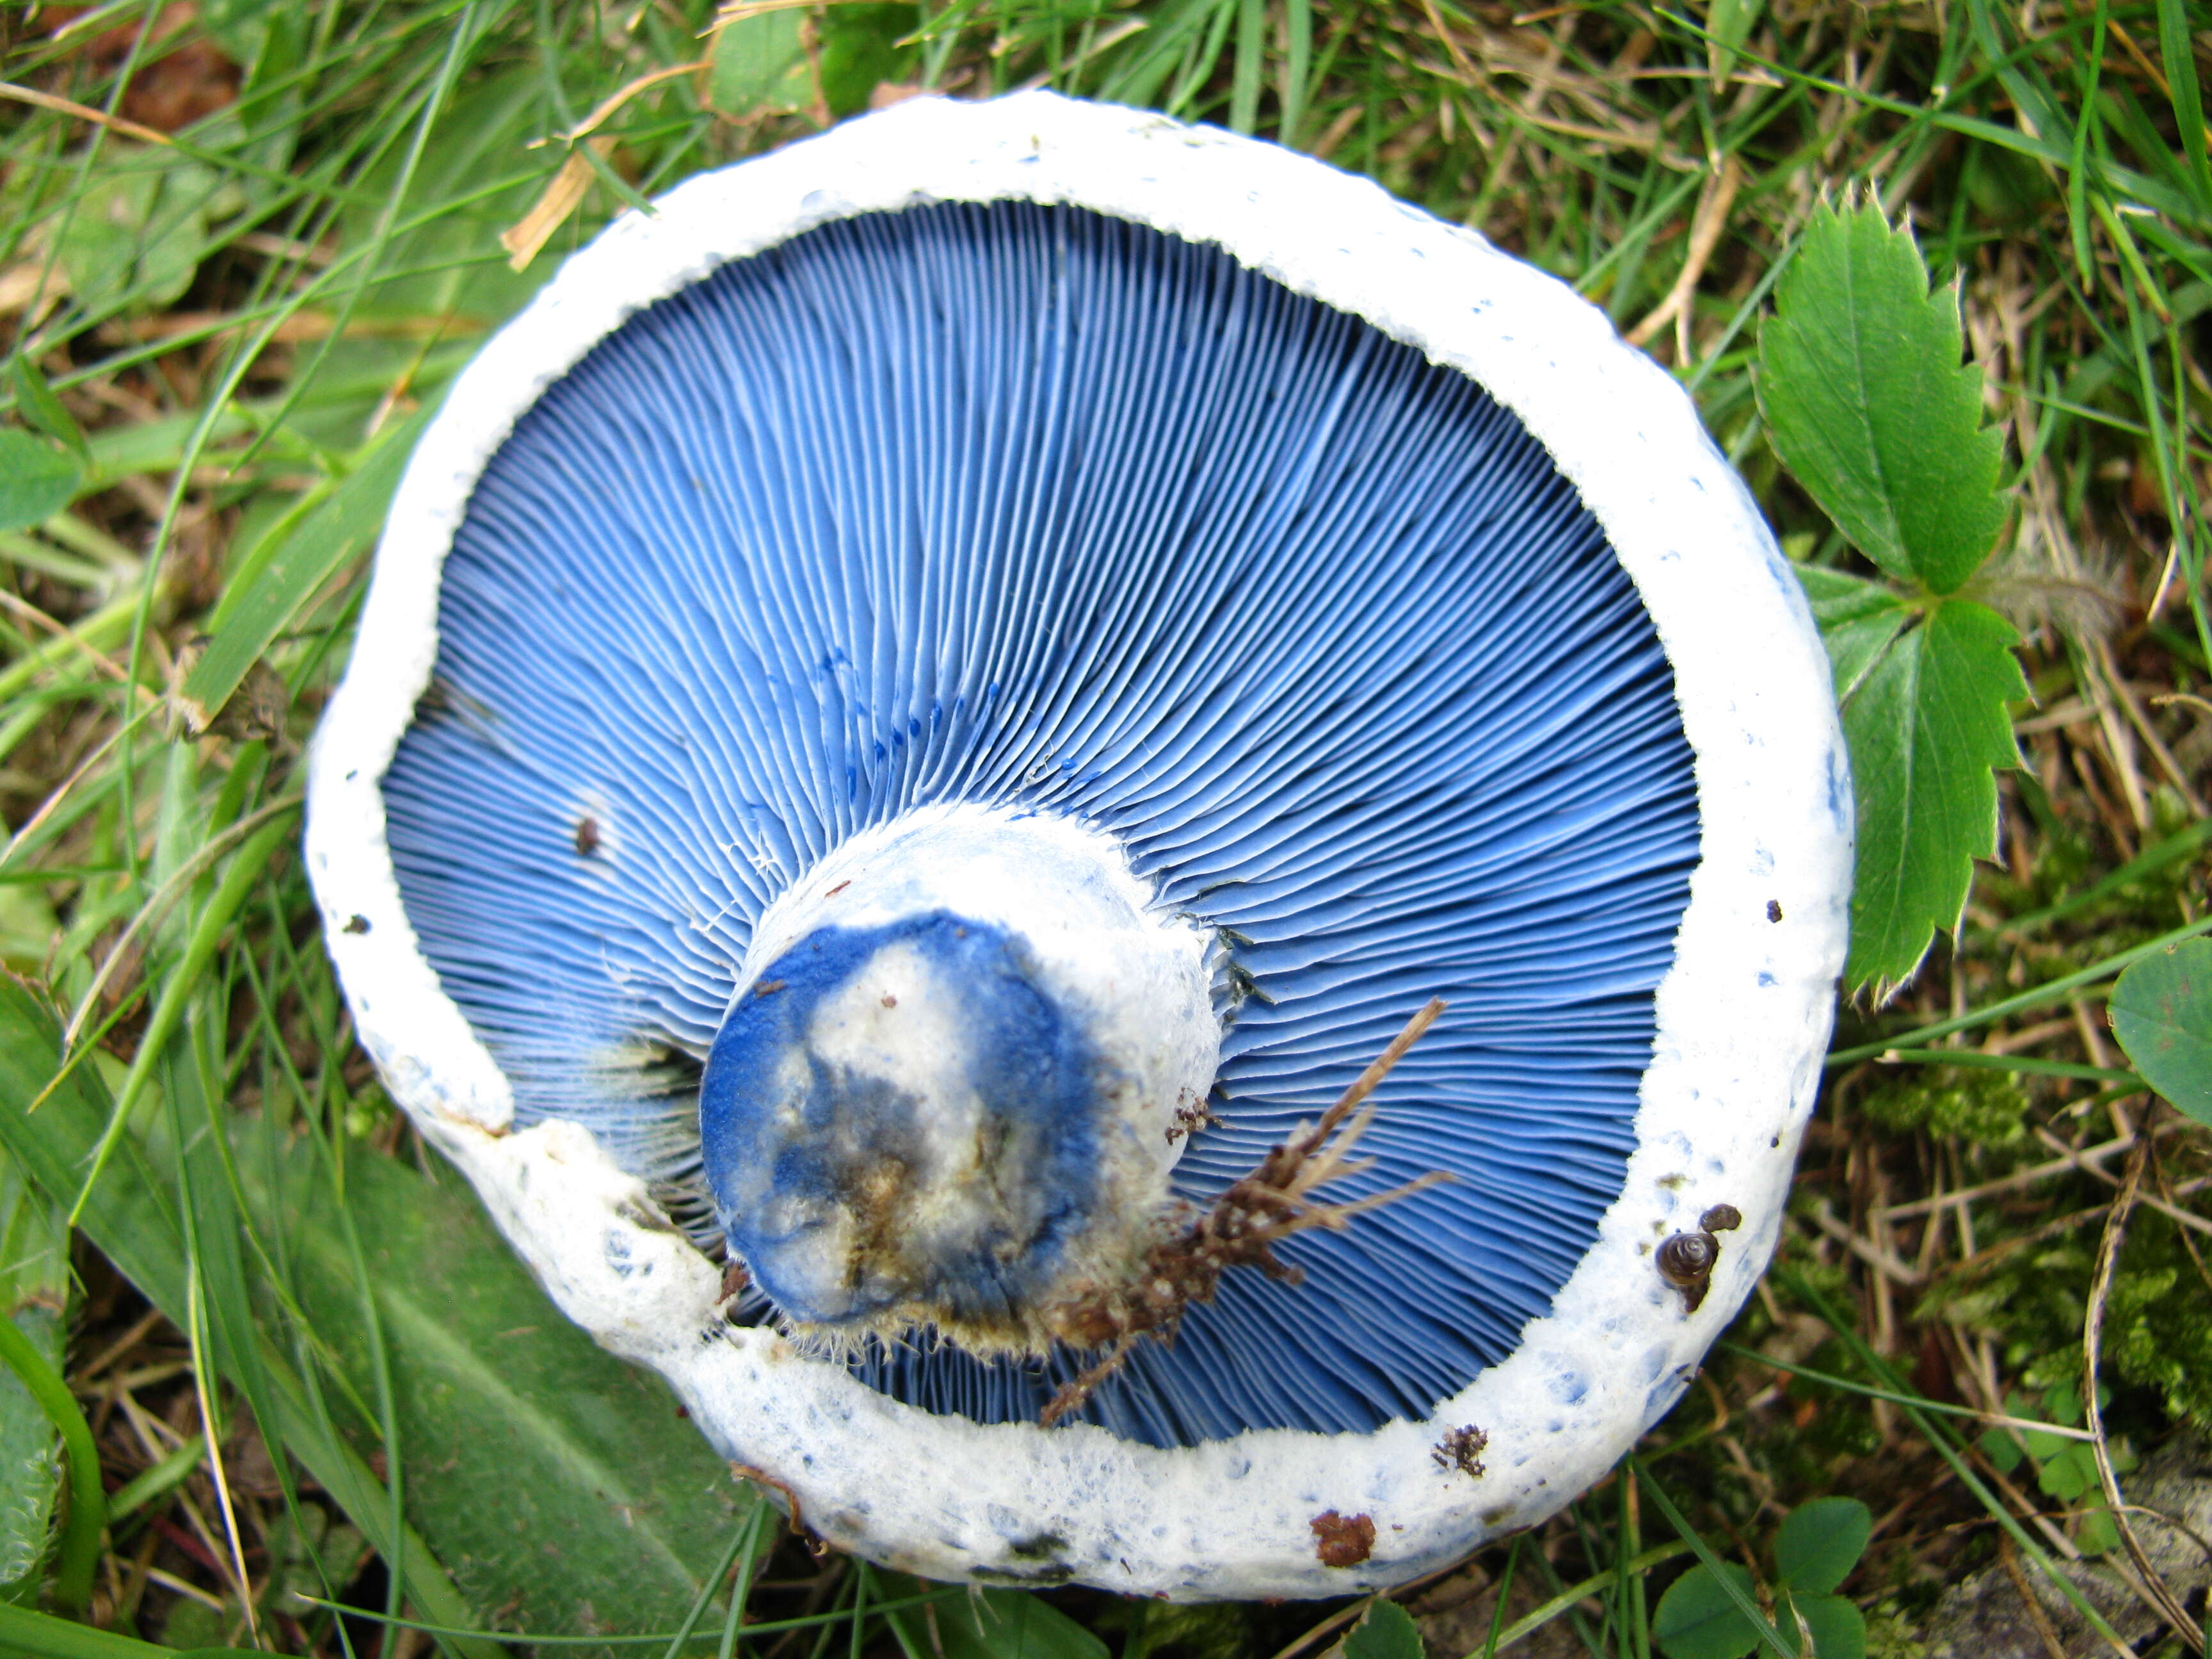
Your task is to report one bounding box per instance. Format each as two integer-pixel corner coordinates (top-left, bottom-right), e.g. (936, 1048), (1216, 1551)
(1841, 597), (2026, 993)
(1797, 565), (1912, 703)
(1759, 204), (2008, 594)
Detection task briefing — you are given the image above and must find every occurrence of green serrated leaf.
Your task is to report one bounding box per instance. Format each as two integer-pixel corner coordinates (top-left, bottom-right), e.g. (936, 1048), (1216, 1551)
(1797, 565), (1913, 704)
(1774, 1498), (1870, 1596)
(0, 431), (81, 534)
(2110, 939), (2212, 1124)
(1843, 597), (2026, 992)
(710, 5), (815, 115)
(1783, 1591), (1866, 1659)
(1759, 204), (2008, 594)
(1652, 1564), (1763, 1659)
(1344, 1599), (1422, 1659)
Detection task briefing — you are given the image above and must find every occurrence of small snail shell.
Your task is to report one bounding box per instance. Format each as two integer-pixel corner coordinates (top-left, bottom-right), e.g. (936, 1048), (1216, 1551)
(1656, 1228), (1722, 1311)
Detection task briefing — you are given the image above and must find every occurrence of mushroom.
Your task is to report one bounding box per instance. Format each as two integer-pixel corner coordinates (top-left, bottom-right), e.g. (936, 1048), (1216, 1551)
(307, 92), (1850, 1599)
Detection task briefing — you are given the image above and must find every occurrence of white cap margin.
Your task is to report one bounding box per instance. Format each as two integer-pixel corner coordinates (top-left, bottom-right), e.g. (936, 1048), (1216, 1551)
(305, 90), (1851, 1600)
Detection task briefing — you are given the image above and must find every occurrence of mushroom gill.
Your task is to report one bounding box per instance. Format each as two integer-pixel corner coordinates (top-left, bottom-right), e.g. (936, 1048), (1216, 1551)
(378, 196), (1700, 1448)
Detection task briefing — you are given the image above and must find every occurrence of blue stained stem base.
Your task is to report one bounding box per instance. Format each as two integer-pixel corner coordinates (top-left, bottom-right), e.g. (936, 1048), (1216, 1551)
(383, 199), (1701, 1448)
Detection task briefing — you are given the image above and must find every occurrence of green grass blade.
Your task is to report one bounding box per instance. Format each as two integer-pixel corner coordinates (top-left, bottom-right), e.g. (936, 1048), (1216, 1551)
(180, 405), (431, 730)
(66, 811), (297, 1226)
(2155, 0), (2212, 213)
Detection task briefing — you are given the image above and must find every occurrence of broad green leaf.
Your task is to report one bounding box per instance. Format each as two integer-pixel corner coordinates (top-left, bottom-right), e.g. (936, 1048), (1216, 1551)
(1783, 1592), (1866, 1659)
(1653, 1563), (1763, 1659)
(2110, 939), (2212, 1123)
(11, 359), (86, 460)
(0, 431), (81, 534)
(1796, 565), (1912, 703)
(180, 403), (433, 729)
(1343, 1599), (1422, 1659)
(2036, 1443), (2096, 1504)
(0, 1144), (65, 1591)
(241, 1137), (755, 1648)
(52, 147), (234, 317)
(1842, 597), (2026, 993)
(1978, 1422), (2026, 1474)
(1759, 204), (2008, 594)
(882, 1573), (1109, 1659)
(1773, 1498), (1870, 1596)
(818, 4), (920, 116)
(711, 6), (815, 115)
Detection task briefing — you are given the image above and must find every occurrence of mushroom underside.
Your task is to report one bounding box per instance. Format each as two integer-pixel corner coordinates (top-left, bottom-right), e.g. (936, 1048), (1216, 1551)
(380, 198), (1701, 1450)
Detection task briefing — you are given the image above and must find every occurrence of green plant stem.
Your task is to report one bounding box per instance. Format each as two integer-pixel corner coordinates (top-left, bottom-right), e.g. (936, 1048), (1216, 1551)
(64, 812), (297, 1226)
(1827, 912), (2212, 1065)
(1867, 1048), (2141, 1086)
(1480, 1535), (1522, 1659)
(104, 1432), (207, 1523)
(661, 1509), (762, 1659)
(0, 1308), (104, 1613)
(1717, 1343), (2098, 1439)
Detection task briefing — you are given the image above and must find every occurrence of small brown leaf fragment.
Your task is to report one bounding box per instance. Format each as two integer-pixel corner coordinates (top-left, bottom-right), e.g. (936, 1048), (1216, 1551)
(501, 137), (618, 272)
(879, 993), (897, 1008)
(719, 1260), (750, 1302)
(1431, 1424), (1488, 1478)
(1310, 1510), (1375, 1567)
(824, 880), (850, 897)
(753, 979), (786, 997)
(343, 915), (371, 935)
(575, 816), (601, 856)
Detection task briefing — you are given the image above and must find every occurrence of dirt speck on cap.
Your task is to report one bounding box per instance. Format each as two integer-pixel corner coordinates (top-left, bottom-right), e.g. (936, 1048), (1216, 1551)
(1311, 1510), (1375, 1567)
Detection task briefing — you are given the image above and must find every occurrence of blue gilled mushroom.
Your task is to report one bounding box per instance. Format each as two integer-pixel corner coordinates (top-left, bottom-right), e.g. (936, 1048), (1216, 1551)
(307, 92), (1852, 1599)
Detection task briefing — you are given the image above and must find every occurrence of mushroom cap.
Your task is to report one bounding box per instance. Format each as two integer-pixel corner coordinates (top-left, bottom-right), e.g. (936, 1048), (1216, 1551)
(306, 92), (1851, 1599)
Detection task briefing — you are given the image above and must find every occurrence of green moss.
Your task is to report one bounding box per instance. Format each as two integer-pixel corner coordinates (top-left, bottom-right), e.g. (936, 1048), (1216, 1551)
(2102, 1214), (2212, 1431)
(1859, 1069), (2030, 1144)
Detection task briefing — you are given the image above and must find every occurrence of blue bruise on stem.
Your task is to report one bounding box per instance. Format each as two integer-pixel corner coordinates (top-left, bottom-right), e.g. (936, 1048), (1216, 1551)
(701, 913), (1112, 1334)
(383, 200), (1701, 1448)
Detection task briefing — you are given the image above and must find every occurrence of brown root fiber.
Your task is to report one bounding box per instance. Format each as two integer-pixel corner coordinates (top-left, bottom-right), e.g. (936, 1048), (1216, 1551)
(1038, 997), (1452, 1426)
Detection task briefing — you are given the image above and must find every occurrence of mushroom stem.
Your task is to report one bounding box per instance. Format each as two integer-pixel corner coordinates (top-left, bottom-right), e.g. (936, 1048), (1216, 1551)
(1039, 999), (1452, 1427)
